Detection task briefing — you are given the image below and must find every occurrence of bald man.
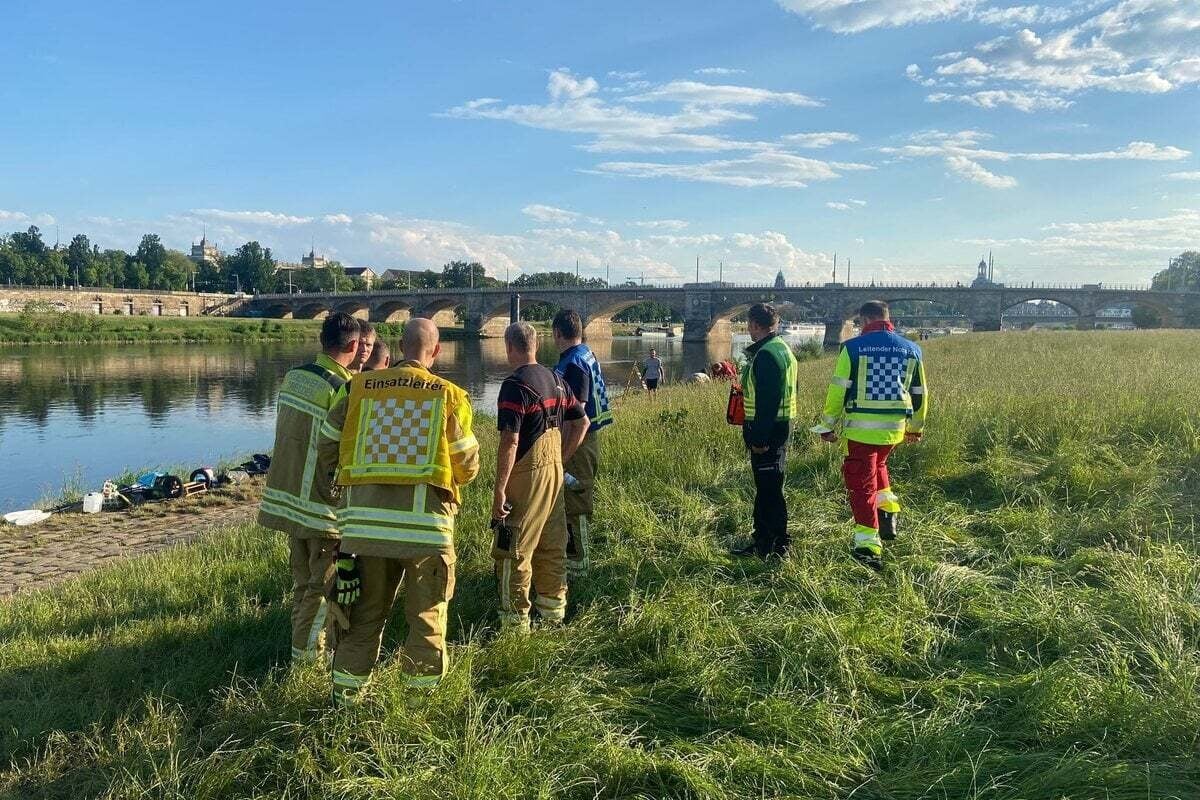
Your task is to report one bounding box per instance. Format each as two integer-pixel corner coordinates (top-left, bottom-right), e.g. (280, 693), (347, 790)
(317, 317), (480, 706)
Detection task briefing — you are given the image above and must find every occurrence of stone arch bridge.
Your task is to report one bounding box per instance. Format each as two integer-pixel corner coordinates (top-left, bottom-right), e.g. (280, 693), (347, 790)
(246, 283), (1198, 344)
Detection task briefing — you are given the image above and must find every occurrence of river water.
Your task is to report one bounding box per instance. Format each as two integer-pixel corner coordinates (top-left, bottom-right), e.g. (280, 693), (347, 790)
(0, 326), (823, 511)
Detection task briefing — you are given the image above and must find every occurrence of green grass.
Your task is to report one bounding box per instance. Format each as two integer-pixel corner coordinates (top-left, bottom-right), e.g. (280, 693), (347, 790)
(0, 313), (321, 344)
(2, 330), (1199, 799)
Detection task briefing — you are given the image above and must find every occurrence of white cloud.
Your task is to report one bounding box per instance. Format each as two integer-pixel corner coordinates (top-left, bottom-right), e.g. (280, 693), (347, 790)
(927, 89), (1074, 111)
(1167, 171), (1200, 180)
(910, 0), (1200, 108)
(0, 210), (31, 224)
(607, 70), (644, 80)
(630, 219), (690, 230)
(191, 209), (315, 227)
(783, 131), (860, 149)
(34, 214), (56, 227)
(694, 67), (746, 76)
(323, 213), (354, 225)
(522, 204), (582, 224)
(881, 129), (1189, 188)
(827, 199), (868, 210)
(590, 151), (872, 189)
(625, 80), (820, 107)
(775, 0), (978, 33)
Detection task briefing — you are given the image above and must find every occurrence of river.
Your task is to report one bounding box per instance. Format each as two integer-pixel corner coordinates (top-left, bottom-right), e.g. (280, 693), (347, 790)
(0, 326), (823, 511)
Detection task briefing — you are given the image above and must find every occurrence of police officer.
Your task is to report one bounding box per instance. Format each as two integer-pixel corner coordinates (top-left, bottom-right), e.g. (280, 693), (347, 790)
(811, 301), (929, 572)
(731, 303), (798, 558)
(317, 318), (480, 705)
(550, 309), (614, 577)
(492, 322), (588, 632)
(258, 312), (361, 663)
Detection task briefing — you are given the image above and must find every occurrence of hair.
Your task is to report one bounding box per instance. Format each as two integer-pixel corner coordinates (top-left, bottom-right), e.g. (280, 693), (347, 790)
(552, 308), (583, 341)
(358, 320), (376, 338)
(504, 321), (538, 353)
(364, 340), (391, 370)
(320, 312), (361, 350)
(746, 303), (779, 330)
(858, 300), (890, 321)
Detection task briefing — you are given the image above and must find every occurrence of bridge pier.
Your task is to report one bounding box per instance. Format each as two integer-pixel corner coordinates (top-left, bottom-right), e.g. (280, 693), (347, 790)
(583, 317), (614, 339)
(972, 318), (1001, 332)
(685, 318), (730, 342)
(823, 319), (852, 350)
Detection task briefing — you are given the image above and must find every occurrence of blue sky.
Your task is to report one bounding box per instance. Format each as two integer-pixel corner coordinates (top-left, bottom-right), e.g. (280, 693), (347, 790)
(2, 0), (1197, 285)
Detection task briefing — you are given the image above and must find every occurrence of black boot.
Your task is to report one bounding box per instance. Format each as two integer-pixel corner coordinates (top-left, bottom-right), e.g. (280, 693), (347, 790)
(731, 543), (762, 558)
(851, 547), (884, 573)
(878, 510), (898, 541)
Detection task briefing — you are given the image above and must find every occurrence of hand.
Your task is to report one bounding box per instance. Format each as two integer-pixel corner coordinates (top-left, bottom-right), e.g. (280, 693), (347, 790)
(750, 445), (769, 454)
(491, 490), (510, 520)
(904, 432), (923, 443)
(820, 431), (838, 443)
(335, 556), (361, 606)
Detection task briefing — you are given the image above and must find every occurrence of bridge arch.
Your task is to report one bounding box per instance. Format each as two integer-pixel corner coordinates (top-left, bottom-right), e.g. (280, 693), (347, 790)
(583, 296), (686, 339)
(295, 302), (331, 320)
(334, 300), (370, 320)
(261, 302), (294, 319)
(370, 300), (412, 323)
(1094, 295), (1179, 328)
(415, 297), (466, 328)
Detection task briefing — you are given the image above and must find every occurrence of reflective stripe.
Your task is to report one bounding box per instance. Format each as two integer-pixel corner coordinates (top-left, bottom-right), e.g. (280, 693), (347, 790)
(853, 526), (882, 554)
(340, 524), (453, 547)
(278, 391), (327, 419)
(263, 487), (337, 518)
(534, 595), (566, 610)
(499, 559), (513, 613)
(877, 490), (899, 503)
(337, 505), (453, 532)
(845, 418), (906, 431)
(448, 434), (478, 455)
(259, 498), (339, 535)
(306, 598), (329, 652)
(333, 669), (368, 688)
(299, 421), (322, 506)
(909, 385), (925, 395)
(831, 376), (853, 389)
(320, 419), (342, 441)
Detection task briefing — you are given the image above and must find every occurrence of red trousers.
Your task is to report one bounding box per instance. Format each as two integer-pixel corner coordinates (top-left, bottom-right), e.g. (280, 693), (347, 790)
(842, 441), (895, 531)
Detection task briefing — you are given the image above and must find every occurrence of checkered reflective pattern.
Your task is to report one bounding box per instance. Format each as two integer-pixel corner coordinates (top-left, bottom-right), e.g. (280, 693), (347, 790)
(865, 356), (906, 401)
(365, 398), (435, 464)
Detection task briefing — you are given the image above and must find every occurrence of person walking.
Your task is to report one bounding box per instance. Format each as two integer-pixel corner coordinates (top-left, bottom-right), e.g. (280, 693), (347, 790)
(492, 322), (588, 632)
(258, 312), (361, 664)
(317, 318), (480, 705)
(811, 301), (928, 572)
(641, 349), (665, 399)
(731, 303), (798, 558)
(550, 309), (614, 577)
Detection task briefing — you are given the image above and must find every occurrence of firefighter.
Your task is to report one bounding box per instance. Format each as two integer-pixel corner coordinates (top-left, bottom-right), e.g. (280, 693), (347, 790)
(811, 300), (929, 572)
(258, 312), (361, 664)
(492, 322), (589, 633)
(731, 303), (798, 558)
(316, 317), (480, 705)
(549, 309), (614, 577)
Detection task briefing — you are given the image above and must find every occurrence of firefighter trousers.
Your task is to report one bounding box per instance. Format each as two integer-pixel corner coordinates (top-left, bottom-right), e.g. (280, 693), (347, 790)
(330, 551), (456, 705)
(559, 428), (599, 576)
(493, 431), (567, 631)
(288, 534), (339, 662)
(842, 440), (901, 554)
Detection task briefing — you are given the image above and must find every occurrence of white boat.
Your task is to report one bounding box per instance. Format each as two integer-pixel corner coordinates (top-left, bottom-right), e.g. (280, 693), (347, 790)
(635, 325), (681, 338)
(781, 323), (822, 338)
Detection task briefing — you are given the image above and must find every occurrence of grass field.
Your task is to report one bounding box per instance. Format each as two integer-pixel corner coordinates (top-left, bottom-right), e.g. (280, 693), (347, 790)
(2, 331), (1198, 799)
(0, 312), (323, 344)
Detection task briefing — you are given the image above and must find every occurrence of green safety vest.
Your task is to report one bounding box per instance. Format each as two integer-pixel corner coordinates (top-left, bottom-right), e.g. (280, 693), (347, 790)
(741, 336), (798, 421)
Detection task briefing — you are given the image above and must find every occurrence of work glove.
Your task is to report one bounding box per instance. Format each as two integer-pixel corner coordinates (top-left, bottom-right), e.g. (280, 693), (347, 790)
(335, 555), (361, 606)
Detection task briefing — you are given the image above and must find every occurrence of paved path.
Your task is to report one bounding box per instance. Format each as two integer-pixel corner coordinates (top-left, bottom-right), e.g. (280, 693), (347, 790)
(0, 483), (260, 598)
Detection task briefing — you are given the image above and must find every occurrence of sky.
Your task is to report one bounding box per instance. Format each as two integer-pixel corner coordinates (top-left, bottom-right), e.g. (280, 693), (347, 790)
(1, 0), (1198, 286)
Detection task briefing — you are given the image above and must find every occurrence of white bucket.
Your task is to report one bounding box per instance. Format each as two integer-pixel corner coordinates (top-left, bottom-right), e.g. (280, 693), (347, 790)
(82, 492), (104, 514)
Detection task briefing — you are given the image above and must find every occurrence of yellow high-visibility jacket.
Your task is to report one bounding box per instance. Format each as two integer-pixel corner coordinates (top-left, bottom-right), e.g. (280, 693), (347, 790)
(317, 361), (480, 554)
(812, 325), (929, 446)
(258, 354), (354, 539)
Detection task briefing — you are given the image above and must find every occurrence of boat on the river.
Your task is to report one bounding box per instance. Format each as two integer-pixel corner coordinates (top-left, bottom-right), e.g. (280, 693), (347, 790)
(634, 324), (681, 338)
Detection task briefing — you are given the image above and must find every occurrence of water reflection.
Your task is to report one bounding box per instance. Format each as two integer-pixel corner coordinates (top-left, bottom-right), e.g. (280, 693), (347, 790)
(0, 330), (818, 509)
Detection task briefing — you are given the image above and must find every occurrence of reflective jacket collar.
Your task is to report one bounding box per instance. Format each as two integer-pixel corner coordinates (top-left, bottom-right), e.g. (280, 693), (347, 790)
(862, 320), (895, 334)
(315, 353), (354, 383)
(744, 332), (778, 356)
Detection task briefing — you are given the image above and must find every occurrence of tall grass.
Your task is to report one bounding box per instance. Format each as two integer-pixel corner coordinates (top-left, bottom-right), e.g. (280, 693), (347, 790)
(1, 331), (1198, 799)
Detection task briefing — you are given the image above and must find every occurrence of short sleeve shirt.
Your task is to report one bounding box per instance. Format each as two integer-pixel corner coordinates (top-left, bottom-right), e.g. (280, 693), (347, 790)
(497, 364), (585, 462)
(643, 357), (663, 381)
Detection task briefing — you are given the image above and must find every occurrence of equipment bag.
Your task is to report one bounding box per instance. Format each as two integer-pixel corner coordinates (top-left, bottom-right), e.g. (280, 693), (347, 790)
(726, 383), (745, 426)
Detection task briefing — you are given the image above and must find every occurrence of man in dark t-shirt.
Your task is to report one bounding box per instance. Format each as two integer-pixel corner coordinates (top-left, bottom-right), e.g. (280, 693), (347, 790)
(491, 322), (587, 633)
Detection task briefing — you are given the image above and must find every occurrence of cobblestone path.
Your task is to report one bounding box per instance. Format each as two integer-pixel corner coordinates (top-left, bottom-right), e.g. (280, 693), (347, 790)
(0, 483), (261, 597)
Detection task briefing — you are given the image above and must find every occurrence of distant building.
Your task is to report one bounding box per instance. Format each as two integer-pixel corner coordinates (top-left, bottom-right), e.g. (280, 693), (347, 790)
(190, 236), (220, 266)
(344, 266), (377, 289)
(774, 270), (786, 289)
(301, 249), (328, 269)
(971, 253), (999, 287)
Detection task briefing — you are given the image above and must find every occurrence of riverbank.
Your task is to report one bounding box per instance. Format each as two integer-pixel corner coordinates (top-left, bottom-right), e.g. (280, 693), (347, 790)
(2, 331), (1198, 797)
(0, 312), (485, 345)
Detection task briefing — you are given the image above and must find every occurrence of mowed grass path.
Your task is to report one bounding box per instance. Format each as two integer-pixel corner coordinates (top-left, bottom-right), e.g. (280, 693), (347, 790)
(2, 331), (1198, 799)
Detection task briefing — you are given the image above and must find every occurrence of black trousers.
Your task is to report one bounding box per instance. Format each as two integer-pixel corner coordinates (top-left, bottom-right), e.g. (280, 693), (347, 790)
(750, 443), (789, 555)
